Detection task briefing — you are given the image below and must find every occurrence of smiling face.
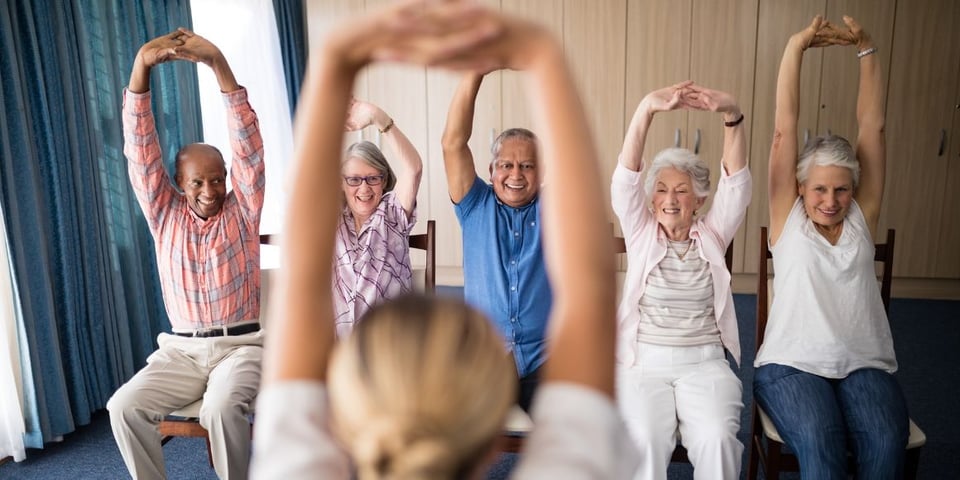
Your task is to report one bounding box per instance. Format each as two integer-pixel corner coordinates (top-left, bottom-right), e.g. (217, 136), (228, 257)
(342, 157), (385, 222)
(175, 144), (227, 220)
(490, 137), (539, 208)
(651, 167), (705, 239)
(799, 164), (854, 228)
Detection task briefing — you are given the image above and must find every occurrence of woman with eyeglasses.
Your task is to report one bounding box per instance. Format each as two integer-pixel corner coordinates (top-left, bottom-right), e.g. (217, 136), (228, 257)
(336, 98), (423, 337)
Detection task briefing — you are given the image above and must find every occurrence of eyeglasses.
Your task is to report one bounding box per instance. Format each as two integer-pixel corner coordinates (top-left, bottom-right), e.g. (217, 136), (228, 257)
(342, 175), (385, 187)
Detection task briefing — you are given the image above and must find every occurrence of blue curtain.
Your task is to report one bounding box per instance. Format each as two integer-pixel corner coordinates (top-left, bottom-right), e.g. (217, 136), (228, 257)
(272, 0), (307, 117)
(0, 0), (198, 448)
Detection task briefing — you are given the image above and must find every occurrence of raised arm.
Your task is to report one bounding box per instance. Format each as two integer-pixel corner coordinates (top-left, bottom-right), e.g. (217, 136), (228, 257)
(345, 99), (423, 215)
(844, 16), (885, 235)
(769, 16), (822, 244)
(619, 81), (690, 172)
(262, 0), (507, 384)
(440, 73), (483, 203)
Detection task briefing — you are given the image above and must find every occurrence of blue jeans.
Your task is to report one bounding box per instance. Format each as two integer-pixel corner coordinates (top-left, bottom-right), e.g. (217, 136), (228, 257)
(754, 364), (909, 480)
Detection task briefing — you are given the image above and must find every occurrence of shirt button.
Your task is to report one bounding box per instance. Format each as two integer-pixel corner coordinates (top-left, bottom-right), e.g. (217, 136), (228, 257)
(511, 260), (516, 265)
(511, 317), (517, 323)
(530, 222), (535, 227)
(510, 286), (516, 291)
(514, 232), (520, 237)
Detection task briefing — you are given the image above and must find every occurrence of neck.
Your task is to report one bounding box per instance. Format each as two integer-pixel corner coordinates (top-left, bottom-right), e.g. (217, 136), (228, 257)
(353, 214), (369, 231)
(814, 221), (843, 244)
(661, 224), (692, 242)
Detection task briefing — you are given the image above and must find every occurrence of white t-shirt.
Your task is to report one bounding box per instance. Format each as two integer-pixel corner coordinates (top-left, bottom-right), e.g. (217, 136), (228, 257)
(754, 198), (897, 378)
(250, 381), (640, 479)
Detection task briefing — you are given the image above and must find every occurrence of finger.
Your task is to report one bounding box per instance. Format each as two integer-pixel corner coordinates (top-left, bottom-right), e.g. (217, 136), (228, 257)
(177, 27), (195, 38)
(842, 15), (862, 33)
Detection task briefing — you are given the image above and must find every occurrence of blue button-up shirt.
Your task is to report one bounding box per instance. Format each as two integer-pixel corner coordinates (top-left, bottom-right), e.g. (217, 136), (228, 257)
(455, 177), (552, 377)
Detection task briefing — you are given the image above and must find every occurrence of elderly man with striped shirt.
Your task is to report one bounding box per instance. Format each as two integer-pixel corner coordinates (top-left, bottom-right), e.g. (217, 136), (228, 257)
(107, 29), (264, 480)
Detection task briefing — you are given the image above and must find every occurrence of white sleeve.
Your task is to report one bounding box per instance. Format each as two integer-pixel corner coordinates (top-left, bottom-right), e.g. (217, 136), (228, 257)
(250, 382), (352, 479)
(511, 383), (640, 479)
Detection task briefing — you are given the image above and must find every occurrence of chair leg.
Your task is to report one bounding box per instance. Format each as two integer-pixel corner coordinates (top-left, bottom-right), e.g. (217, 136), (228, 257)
(765, 439), (782, 480)
(904, 447), (921, 480)
(746, 436), (760, 480)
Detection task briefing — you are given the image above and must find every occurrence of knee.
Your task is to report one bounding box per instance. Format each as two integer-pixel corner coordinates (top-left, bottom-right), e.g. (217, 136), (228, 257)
(682, 418), (741, 452)
(107, 384), (138, 416)
(199, 392), (248, 422)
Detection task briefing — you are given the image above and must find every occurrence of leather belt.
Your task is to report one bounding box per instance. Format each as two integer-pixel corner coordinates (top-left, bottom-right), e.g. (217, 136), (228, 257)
(173, 322), (260, 338)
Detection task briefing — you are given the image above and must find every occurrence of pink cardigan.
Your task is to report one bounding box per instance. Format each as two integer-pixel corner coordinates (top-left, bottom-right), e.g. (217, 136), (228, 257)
(611, 162), (751, 365)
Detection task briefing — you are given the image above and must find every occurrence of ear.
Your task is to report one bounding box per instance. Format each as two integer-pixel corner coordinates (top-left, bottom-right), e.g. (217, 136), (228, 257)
(488, 161), (494, 178)
(696, 196), (706, 209)
(797, 181), (805, 197)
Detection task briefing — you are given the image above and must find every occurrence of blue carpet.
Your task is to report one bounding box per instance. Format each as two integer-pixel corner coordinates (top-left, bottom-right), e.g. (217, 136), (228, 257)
(1, 294), (956, 479)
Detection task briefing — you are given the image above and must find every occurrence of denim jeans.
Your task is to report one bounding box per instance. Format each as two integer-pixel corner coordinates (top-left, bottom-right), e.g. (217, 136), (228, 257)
(754, 364), (909, 480)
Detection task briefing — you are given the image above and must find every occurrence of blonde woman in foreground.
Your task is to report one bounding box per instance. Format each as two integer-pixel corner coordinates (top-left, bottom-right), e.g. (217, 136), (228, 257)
(250, 1), (638, 479)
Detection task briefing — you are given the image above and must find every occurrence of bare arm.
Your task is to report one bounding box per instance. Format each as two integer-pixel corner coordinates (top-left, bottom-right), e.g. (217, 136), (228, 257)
(440, 73), (483, 203)
(845, 16), (885, 236)
(345, 99), (423, 215)
(262, 0), (508, 384)
(769, 17), (820, 245)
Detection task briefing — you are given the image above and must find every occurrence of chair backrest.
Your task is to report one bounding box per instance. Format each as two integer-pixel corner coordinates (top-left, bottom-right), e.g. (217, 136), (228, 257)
(755, 227), (895, 350)
(408, 219), (436, 294)
(613, 234), (734, 272)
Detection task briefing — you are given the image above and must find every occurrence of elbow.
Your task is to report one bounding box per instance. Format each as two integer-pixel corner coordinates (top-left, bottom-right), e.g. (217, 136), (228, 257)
(440, 130), (466, 154)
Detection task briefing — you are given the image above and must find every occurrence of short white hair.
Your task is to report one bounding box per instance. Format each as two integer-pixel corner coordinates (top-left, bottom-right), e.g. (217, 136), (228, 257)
(797, 135), (860, 187)
(644, 148), (710, 199)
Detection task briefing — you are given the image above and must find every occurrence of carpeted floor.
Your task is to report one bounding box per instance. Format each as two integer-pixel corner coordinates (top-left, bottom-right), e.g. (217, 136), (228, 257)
(1, 294), (956, 479)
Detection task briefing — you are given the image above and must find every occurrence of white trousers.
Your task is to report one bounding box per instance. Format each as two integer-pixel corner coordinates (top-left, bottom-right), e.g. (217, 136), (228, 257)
(107, 331), (263, 480)
(616, 343), (743, 480)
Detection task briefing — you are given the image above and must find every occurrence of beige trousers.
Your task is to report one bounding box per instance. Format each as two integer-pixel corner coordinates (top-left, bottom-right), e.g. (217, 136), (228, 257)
(107, 330), (263, 480)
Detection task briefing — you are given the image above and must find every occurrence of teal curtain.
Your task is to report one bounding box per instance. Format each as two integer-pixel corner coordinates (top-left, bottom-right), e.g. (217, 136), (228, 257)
(0, 0), (198, 448)
(272, 0), (307, 117)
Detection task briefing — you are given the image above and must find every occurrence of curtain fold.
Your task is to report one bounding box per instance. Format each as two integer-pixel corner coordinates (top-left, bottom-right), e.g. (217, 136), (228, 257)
(272, 0), (307, 117)
(0, 0), (197, 451)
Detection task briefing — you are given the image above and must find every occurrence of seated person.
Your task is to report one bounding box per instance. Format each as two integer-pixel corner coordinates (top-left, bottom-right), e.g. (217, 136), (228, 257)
(754, 15), (909, 478)
(250, 1), (638, 478)
(335, 98), (422, 337)
(613, 82), (750, 479)
(108, 28), (264, 480)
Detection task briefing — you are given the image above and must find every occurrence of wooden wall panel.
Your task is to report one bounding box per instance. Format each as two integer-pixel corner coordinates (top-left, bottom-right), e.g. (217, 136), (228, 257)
(501, 0), (564, 131)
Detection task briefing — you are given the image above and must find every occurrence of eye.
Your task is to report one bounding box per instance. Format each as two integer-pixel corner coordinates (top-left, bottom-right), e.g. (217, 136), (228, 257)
(521, 163), (534, 170)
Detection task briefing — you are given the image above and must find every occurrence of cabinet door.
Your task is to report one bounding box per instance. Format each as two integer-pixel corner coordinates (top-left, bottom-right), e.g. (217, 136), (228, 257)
(502, 0), (564, 131)
(623, 0), (692, 169)
(880, 0), (960, 278)
(742, 0), (827, 273)
(564, 0), (627, 220)
(688, 0), (759, 272)
(817, 0), (895, 143)
(939, 85), (960, 278)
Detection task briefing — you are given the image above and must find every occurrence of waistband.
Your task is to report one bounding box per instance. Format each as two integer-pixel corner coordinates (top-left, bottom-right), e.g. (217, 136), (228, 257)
(172, 322), (261, 338)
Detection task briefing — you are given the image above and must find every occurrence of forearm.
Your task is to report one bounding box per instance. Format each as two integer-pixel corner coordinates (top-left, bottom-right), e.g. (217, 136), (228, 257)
(529, 41), (616, 397)
(441, 74), (482, 152)
(382, 122), (423, 212)
(620, 101), (655, 172)
(856, 43), (884, 133)
(773, 38), (804, 135)
(207, 53), (240, 93)
(721, 108), (747, 174)
(128, 55), (152, 94)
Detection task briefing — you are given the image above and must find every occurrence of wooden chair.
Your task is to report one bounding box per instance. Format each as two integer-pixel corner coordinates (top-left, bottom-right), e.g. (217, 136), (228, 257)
(499, 233), (734, 462)
(746, 227), (926, 480)
(158, 233), (276, 466)
(408, 220), (436, 294)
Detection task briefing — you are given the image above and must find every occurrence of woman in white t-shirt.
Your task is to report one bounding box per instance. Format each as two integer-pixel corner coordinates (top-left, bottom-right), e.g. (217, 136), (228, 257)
(612, 82), (751, 479)
(250, 1), (638, 479)
(754, 15), (909, 479)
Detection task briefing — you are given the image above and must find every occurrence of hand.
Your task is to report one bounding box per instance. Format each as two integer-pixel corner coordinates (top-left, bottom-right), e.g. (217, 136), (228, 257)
(841, 15), (874, 51)
(136, 30), (185, 68)
(168, 28), (224, 67)
(680, 83), (740, 117)
(323, 0), (551, 74)
(344, 98), (387, 131)
(640, 81), (693, 115)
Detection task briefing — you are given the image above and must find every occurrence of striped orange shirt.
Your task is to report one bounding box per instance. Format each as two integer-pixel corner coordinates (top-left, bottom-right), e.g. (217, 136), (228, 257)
(122, 88), (264, 330)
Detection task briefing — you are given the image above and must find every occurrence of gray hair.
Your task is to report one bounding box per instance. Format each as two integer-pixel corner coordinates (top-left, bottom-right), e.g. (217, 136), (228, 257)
(644, 148), (710, 199)
(343, 140), (397, 193)
(490, 128), (537, 160)
(796, 134), (860, 188)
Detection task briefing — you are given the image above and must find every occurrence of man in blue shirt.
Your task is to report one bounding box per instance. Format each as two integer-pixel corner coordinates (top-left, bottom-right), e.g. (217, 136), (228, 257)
(441, 72), (552, 411)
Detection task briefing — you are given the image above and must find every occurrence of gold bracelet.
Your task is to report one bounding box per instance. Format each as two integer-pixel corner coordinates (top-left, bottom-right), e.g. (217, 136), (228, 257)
(379, 118), (394, 134)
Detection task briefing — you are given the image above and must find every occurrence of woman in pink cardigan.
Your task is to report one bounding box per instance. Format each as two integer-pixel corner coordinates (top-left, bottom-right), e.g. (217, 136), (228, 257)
(611, 81), (751, 479)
